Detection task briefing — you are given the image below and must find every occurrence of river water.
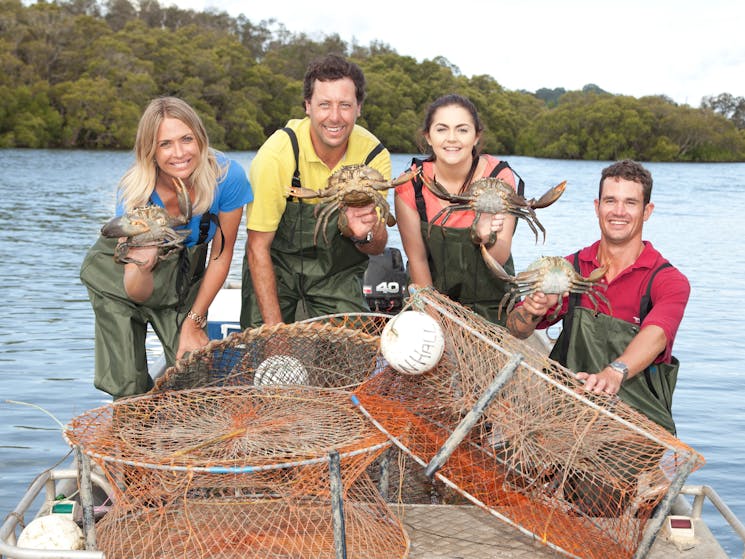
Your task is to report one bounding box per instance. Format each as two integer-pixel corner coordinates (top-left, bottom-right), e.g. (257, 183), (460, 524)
(0, 149), (743, 557)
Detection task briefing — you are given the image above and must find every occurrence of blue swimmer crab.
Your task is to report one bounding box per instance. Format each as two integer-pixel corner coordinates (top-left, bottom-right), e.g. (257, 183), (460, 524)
(101, 177), (192, 265)
(423, 177), (567, 246)
(288, 164), (419, 245)
(480, 247), (610, 321)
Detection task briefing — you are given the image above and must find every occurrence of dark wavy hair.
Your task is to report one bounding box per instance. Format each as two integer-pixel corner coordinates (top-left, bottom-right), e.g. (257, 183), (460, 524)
(599, 160), (653, 205)
(418, 94), (485, 192)
(302, 54), (366, 105)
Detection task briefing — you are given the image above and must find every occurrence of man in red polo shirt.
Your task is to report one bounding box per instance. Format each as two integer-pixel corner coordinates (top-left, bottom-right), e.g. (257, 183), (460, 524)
(505, 159), (689, 435)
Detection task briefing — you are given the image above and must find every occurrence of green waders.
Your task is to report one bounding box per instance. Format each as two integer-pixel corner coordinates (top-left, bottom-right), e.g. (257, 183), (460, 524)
(549, 308), (678, 435)
(241, 201), (369, 328)
(424, 222), (514, 326)
(548, 307), (679, 516)
(80, 236), (208, 398)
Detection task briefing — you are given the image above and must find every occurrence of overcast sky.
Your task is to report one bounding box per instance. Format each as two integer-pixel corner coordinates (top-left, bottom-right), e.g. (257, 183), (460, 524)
(166, 0), (744, 107)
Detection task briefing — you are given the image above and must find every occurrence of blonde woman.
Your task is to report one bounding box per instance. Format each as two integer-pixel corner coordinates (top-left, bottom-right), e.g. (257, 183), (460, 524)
(80, 97), (252, 399)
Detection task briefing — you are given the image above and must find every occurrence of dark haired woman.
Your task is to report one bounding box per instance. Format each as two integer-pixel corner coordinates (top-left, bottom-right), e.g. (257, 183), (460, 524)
(394, 94), (523, 325)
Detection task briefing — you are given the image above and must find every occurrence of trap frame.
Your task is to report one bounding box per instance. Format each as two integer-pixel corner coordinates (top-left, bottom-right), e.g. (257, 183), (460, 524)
(64, 386), (409, 559)
(64, 297), (703, 559)
(353, 286), (704, 559)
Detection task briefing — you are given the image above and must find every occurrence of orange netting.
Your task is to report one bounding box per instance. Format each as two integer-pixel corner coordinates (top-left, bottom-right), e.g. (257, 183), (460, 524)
(64, 295), (703, 559)
(64, 386), (409, 559)
(353, 287), (704, 559)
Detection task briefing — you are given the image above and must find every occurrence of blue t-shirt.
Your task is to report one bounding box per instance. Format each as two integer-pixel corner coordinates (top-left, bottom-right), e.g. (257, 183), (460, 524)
(116, 154), (252, 247)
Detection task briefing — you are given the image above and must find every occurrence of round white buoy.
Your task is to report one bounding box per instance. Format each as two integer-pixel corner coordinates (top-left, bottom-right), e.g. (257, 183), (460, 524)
(254, 355), (309, 385)
(380, 310), (445, 375)
(17, 514), (84, 550)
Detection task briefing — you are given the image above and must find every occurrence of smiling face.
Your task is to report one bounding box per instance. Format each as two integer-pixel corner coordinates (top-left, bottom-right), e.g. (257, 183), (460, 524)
(305, 77), (361, 162)
(423, 104), (481, 168)
(153, 117), (200, 183)
(595, 177), (654, 246)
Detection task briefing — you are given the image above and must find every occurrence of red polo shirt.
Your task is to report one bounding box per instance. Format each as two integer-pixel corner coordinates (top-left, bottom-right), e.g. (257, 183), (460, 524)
(539, 241), (690, 364)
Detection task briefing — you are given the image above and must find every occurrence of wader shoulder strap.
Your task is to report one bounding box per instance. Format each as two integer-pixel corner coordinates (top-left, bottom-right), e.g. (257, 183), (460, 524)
(639, 262), (672, 322)
(281, 127), (302, 189)
(198, 211), (224, 259)
(489, 160), (526, 197)
(364, 142), (385, 165)
(637, 261), (674, 399)
(550, 251), (582, 364)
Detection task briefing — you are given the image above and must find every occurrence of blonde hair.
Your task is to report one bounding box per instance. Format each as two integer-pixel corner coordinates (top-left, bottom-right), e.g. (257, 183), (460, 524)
(118, 97), (225, 215)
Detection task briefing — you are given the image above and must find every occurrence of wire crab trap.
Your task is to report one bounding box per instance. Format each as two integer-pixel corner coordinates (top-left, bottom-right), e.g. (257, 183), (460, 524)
(64, 385), (409, 559)
(353, 287), (705, 559)
(154, 315), (389, 392)
(155, 314), (440, 507)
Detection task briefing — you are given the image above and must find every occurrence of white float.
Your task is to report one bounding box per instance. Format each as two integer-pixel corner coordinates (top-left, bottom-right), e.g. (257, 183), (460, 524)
(17, 514), (84, 550)
(380, 310), (445, 375)
(254, 355), (309, 385)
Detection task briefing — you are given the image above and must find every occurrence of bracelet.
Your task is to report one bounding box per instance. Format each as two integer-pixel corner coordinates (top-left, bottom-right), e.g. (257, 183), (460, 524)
(186, 310), (207, 328)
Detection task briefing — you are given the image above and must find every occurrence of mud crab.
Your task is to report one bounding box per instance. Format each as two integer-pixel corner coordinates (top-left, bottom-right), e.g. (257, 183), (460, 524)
(480, 247), (610, 321)
(423, 177), (567, 246)
(288, 164), (419, 245)
(101, 177), (192, 264)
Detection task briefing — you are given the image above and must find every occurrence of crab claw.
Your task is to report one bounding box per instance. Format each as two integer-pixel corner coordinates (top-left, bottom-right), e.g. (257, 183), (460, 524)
(101, 216), (151, 238)
(390, 167), (421, 187)
(480, 244), (515, 282)
(101, 216), (123, 237)
(585, 265), (608, 282)
(287, 185), (321, 199)
(528, 180), (567, 209)
(337, 210), (353, 239)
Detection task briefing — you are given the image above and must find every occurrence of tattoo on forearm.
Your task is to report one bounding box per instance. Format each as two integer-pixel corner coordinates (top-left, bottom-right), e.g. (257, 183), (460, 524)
(507, 310), (535, 334)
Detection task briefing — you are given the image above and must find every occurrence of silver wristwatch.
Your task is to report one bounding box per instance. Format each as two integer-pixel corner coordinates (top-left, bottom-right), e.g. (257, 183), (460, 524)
(608, 360), (629, 382)
(352, 230), (374, 245)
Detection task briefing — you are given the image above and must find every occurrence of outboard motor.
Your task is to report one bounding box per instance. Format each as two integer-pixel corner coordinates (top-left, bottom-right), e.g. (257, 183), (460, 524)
(363, 247), (408, 315)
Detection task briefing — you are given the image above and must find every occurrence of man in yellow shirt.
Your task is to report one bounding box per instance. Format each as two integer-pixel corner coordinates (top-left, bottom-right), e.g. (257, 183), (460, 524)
(241, 54), (392, 327)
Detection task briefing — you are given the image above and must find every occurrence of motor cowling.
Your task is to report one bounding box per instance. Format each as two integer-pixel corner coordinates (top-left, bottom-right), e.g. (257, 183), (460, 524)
(363, 247), (408, 315)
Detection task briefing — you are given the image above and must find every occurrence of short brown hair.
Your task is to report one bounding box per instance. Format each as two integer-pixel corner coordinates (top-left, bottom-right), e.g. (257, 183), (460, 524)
(599, 159), (653, 205)
(303, 54), (366, 105)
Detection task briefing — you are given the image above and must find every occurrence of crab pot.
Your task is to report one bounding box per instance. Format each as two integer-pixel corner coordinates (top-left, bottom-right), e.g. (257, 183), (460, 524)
(64, 386), (409, 559)
(153, 317), (388, 392)
(353, 287), (704, 559)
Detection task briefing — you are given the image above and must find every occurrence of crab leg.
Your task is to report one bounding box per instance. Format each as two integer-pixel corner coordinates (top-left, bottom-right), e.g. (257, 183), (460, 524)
(427, 204), (474, 238)
(572, 284), (612, 314)
(172, 177), (192, 223)
(510, 208), (546, 243)
(314, 202), (341, 245)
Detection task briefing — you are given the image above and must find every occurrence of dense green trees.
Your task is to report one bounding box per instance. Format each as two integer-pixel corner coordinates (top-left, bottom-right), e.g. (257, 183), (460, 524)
(2, 0), (744, 161)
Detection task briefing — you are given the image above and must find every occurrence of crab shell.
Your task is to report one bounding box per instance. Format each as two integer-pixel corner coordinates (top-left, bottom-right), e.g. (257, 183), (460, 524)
(424, 177), (567, 246)
(287, 164), (419, 245)
(480, 248), (610, 320)
(101, 177), (192, 264)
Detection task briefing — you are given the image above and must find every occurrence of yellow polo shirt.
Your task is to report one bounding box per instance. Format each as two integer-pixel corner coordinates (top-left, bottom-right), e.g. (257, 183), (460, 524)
(246, 118), (391, 232)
